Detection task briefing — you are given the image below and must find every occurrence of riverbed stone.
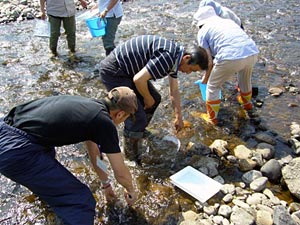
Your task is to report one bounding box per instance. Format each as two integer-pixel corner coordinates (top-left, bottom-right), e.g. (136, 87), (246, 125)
(256, 210), (273, 225)
(273, 205), (298, 225)
(233, 145), (252, 159)
(249, 177), (268, 192)
(242, 170), (263, 184)
(246, 193), (267, 205)
(253, 132), (277, 145)
(255, 142), (275, 159)
(260, 159), (282, 181)
(218, 205), (232, 218)
(230, 207), (255, 225)
(209, 139), (228, 157)
(282, 157), (300, 199)
(222, 194), (233, 203)
(238, 158), (257, 171)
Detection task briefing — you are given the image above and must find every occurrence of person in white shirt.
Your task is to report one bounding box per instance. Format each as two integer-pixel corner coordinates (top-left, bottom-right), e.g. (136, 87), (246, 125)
(194, 6), (259, 125)
(94, 0), (123, 55)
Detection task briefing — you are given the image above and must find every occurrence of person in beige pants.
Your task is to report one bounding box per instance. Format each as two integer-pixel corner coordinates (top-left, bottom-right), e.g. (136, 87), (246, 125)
(193, 6), (259, 125)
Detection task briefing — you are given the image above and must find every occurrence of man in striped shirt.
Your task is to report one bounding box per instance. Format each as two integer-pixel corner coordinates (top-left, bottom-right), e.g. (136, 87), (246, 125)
(99, 35), (208, 160)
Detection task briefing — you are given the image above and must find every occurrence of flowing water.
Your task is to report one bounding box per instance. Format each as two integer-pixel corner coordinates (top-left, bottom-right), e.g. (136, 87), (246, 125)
(0, 0), (300, 224)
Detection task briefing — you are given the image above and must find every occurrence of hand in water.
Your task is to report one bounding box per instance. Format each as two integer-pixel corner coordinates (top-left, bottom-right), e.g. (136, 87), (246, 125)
(124, 190), (137, 206)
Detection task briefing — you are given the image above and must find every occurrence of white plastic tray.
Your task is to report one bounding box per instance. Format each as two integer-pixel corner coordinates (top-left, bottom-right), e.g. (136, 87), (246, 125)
(170, 166), (222, 203)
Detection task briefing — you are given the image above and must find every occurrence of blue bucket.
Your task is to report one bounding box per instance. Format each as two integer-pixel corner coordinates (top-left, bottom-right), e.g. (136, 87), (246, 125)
(86, 17), (106, 37)
(195, 80), (222, 102)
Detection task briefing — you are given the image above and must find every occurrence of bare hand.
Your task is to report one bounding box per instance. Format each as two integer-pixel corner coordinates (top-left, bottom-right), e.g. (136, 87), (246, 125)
(103, 185), (118, 202)
(174, 118), (184, 132)
(124, 190), (137, 206)
(80, 0), (88, 9)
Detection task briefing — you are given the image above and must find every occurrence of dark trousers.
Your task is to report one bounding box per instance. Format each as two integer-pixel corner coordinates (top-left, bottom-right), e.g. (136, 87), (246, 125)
(99, 53), (161, 138)
(0, 121), (96, 225)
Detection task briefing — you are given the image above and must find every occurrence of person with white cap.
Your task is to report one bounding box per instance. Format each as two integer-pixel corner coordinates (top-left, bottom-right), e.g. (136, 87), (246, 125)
(193, 5), (259, 125)
(196, 0), (243, 29)
(0, 87), (138, 225)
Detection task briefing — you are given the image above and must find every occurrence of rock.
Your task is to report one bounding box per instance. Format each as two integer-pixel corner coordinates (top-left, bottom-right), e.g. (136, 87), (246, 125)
(209, 139), (228, 157)
(230, 207), (255, 225)
(233, 145), (252, 159)
(282, 158), (300, 199)
(256, 210), (273, 225)
(222, 194), (233, 203)
(238, 158), (257, 172)
(249, 177), (268, 192)
(260, 159), (282, 181)
(242, 170), (263, 184)
(253, 132), (277, 145)
(273, 205), (298, 225)
(221, 184), (235, 195)
(246, 193), (267, 205)
(255, 142), (275, 160)
(268, 87), (284, 96)
(218, 205), (232, 218)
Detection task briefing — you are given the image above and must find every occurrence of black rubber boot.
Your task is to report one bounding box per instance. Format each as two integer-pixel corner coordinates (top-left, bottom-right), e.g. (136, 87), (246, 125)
(123, 137), (140, 161)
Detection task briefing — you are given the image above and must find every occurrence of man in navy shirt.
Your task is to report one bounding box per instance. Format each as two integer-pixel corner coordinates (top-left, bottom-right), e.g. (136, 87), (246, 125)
(0, 87), (138, 225)
(99, 35), (208, 160)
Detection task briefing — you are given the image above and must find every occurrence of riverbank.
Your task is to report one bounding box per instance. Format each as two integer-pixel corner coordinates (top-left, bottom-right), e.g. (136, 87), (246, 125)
(0, 0), (95, 24)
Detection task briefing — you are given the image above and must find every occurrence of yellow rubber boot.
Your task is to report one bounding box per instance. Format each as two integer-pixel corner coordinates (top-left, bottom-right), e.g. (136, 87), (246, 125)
(200, 99), (221, 125)
(237, 91), (252, 110)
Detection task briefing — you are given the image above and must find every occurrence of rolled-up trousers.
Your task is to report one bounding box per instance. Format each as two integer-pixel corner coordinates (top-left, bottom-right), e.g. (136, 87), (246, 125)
(99, 52), (161, 139)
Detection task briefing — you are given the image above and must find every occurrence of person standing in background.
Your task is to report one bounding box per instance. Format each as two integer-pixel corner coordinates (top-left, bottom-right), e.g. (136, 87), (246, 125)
(193, 6), (259, 125)
(40, 0), (87, 58)
(93, 0), (123, 56)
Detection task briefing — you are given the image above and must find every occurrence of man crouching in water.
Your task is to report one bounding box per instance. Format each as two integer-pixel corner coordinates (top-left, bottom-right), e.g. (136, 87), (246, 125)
(0, 87), (138, 225)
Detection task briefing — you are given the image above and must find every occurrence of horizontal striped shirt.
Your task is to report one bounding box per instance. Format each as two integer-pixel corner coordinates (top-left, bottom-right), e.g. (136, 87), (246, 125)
(115, 35), (184, 80)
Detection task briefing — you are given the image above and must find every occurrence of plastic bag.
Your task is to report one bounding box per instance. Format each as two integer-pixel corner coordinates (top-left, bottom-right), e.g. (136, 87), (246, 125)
(33, 19), (50, 38)
(76, 8), (99, 22)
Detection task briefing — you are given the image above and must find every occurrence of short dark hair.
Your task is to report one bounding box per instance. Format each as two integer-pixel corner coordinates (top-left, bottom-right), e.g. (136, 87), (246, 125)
(183, 44), (208, 70)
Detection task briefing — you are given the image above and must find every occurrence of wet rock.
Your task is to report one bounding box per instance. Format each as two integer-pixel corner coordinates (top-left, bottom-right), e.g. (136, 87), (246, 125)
(242, 170), (263, 184)
(273, 205), (298, 225)
(246, 193), (267, 205)
(255, 142), (275, 160)
(268, 87), (284, 97)
(238, 158), (257, 172)
(218, 205), (232, 218)
(209, 139), (228, 157)
(221, 184), (235, 195)
(230, 207), (255, 225)
(253, 132), (277, 145)
(222, 194), (233, 203)
(256, 210), (273, 225)
(233, 145), (252, 159)
(249, 177), (268, 192)
(289, 137), (300, 155)
(260, 159), (282, 181)
(282, 158), (300, 199)
(289, 202), (300, 213)
(212, 215), (224, 224)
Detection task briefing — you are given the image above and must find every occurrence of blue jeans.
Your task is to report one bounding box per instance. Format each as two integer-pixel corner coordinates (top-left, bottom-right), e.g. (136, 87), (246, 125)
(0, 121), (96, 225)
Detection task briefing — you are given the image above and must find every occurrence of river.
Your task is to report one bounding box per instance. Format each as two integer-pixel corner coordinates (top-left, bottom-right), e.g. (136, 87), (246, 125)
(0, 0), (299, 224)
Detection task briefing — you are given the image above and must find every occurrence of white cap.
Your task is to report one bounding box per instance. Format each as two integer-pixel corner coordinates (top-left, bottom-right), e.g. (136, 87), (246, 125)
(193, 5), (217, 27)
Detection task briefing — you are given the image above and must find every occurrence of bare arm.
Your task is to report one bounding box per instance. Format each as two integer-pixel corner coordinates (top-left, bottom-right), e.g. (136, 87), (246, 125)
(168, 76), (183, 132)
(85, 141), (137, 205)
(202, 48), (213, 84)
(133, 67), (155, 109)
(99, 0), (119, 18)
(39, 0), (46, 20)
